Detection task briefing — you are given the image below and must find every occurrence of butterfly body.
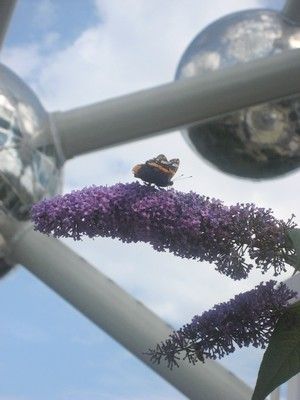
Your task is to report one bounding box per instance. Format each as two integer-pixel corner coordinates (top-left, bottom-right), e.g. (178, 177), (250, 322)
(132, 154), (180, 187)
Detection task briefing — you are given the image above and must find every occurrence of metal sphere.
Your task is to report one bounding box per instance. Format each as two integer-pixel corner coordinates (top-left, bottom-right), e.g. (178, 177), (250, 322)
(0, 64), (63, 220)
(176, 9), (300, 179)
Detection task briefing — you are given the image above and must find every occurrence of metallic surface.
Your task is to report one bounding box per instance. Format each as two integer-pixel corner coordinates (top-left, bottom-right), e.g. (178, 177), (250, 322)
(52, 49), (300, 160)
(0, 64), (63, 220)
(4, 221), (253, 400)
(176, 9), (300, 179)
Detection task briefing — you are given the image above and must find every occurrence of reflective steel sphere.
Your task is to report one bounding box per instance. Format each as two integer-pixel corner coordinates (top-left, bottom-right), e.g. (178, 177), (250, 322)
(0, 64), (63, 220)
(176, 9), (300, 179)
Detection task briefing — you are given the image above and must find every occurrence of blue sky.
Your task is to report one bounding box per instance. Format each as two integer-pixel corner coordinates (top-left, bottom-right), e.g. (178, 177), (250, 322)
(6, 0), (99, 48)
(0, 0), (297, 399)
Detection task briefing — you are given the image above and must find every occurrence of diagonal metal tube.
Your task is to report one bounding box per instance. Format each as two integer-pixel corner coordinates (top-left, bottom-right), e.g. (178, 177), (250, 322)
(52, 50), (300, 160)
(0, 0), (17, 51)
(3, 223), (300, 399)
(5, 222), (252, 400)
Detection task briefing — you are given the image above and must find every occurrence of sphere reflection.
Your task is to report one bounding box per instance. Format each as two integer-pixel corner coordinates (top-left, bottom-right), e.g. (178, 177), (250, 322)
(0, 64), (63, 220)
(176, 9), (300, 179)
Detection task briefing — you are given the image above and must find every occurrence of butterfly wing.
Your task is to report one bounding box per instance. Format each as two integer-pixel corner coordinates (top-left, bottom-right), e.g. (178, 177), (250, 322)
(168, 158), (180, 177)
(133, 155), (180, 186)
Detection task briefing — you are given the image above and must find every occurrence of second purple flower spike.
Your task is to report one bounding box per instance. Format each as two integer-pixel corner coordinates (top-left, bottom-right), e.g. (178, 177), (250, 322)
(31, 182), (296, 280)
(146, 281), (298, 369)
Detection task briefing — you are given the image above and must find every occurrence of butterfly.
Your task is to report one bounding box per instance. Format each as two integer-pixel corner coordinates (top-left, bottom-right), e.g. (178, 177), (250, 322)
(132, 154), (180, 187)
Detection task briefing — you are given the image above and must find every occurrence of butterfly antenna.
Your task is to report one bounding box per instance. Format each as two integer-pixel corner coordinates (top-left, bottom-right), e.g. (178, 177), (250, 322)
(173, 175), (192, 182)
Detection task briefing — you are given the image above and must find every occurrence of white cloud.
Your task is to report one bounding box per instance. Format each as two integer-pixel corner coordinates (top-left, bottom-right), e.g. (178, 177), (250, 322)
(1, 44), (42, 78)
(3, 0), (264, 110)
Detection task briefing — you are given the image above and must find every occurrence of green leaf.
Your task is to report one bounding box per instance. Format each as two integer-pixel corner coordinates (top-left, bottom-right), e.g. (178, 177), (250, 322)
(288, 229), (300, 272)
(252, 302), (300, 400)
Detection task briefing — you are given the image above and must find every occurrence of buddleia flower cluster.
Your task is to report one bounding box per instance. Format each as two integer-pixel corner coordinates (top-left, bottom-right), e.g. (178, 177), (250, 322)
(31, 182), (296, 280)
(146, 281), (298, 369)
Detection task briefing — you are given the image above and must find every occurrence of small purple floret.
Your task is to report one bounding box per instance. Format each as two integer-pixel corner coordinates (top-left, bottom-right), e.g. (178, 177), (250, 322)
(31, 182), (296, 280)
(146, 281), (298, 369)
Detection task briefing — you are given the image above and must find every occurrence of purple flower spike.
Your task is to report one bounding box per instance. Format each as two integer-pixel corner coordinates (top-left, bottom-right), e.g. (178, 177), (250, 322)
(31, 182), (296, 280)
(146, 281), (298, 369)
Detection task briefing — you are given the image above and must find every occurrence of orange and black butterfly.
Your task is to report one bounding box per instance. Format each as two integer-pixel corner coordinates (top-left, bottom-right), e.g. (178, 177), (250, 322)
(132, 154), (180, 187)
